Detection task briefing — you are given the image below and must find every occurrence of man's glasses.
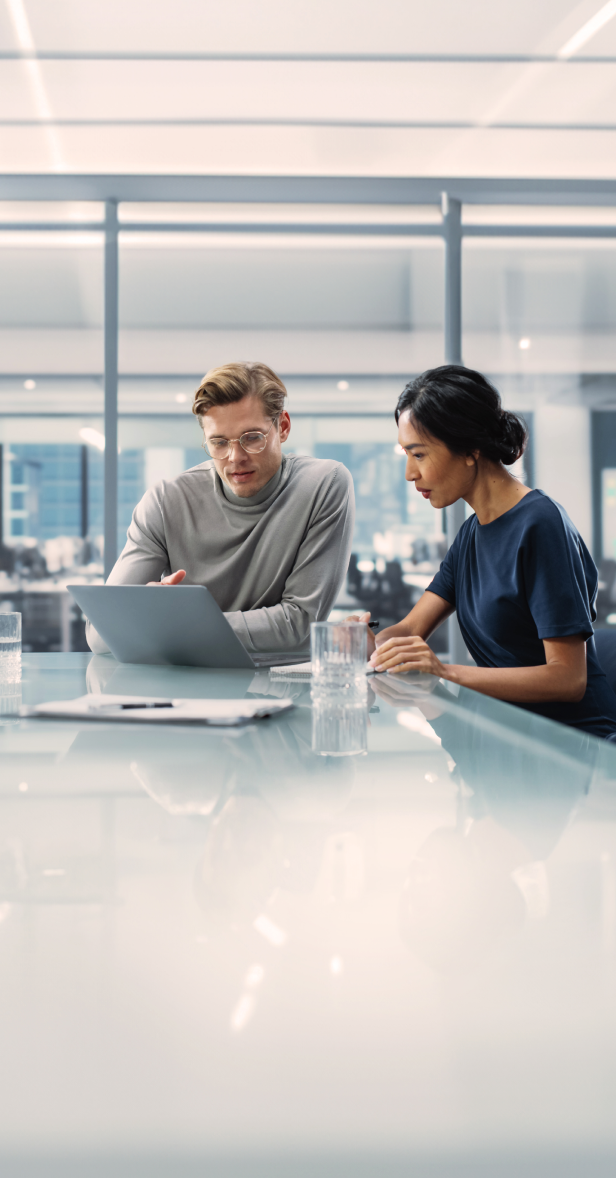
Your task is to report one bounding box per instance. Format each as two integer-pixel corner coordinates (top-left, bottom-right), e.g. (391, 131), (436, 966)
(203, 417), (278, 460)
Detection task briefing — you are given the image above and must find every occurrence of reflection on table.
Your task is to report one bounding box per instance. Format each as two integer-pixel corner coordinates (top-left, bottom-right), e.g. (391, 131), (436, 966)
(0, 653), (615, 1173)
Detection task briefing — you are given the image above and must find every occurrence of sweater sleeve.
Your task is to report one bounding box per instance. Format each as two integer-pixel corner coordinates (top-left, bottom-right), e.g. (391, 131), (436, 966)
(224, 464), (355, 653)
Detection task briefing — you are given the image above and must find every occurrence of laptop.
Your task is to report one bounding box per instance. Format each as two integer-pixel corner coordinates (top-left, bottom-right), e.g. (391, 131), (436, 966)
(68, 584), (307, 670)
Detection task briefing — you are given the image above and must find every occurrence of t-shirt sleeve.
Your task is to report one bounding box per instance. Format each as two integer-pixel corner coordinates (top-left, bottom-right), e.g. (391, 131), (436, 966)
(523, 510), (595, 641)
(427, 541), (457, 606)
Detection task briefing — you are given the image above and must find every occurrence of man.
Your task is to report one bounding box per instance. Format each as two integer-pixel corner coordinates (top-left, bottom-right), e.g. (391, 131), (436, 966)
(87, 361), (355, 656)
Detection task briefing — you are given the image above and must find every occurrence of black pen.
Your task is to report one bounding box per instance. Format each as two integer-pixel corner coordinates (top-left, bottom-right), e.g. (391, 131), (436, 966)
(121, 702), (174, 709)
(95, 701), (175, 710)
(368, 621), (380, 629)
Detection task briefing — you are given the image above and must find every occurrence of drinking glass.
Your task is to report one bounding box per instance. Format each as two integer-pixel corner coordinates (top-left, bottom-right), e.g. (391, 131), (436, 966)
(310, 622), (367, 698)
(0, 613), (21, 684)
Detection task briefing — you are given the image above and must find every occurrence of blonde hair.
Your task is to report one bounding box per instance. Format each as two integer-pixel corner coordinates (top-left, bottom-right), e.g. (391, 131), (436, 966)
(192, 361), (287, 421)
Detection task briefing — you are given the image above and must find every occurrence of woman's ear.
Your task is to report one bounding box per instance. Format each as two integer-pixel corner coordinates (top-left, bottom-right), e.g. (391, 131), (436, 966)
(465, 450), (480, 466)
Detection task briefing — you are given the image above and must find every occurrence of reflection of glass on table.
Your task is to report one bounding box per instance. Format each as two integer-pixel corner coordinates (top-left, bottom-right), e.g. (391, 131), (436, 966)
(311, 694), (368, 757)
(0, 680), (21, 717)
(0, 611), (21, 684)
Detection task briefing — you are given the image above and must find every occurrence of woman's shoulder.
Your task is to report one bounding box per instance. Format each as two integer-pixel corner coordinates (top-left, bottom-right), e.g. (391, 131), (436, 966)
(519, 489), (582, 540)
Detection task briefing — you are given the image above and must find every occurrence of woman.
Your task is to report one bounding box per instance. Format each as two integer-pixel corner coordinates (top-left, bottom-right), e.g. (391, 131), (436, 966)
(362, 365), (616, 739)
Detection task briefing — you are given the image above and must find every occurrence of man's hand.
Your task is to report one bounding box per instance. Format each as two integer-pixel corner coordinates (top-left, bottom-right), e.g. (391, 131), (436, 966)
(146, 569), (187, 586)
(344, 611), (376, 658)
(370, 634), (445, 677)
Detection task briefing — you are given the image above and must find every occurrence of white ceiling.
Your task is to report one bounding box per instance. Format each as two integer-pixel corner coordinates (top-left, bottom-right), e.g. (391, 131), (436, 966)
(2, 0), (616, 176)
(0, 1), (600, 56)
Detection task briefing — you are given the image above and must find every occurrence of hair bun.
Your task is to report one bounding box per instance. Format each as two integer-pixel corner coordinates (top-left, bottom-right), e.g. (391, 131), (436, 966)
(497, 410), (527, 465)
(394, 365), (529, 468)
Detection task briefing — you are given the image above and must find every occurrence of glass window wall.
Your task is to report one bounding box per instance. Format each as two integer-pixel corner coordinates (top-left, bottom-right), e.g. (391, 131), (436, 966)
(0, 213), (103, 650)
(4, 195), (616, 647)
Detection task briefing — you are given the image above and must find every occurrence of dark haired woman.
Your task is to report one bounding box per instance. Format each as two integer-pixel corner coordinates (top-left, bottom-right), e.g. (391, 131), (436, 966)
(364, 364), (616, 739)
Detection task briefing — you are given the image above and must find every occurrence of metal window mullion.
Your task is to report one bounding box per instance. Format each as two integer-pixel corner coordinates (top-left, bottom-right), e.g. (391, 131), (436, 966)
(104, 199), (119, 579)
(442, 193), (467, 665)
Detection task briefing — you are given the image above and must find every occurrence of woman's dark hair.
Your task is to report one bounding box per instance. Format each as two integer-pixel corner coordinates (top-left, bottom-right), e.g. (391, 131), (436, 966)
(395, 365), (528, 466)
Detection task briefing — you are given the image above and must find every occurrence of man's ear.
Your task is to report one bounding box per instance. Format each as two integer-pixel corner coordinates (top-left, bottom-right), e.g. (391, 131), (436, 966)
(279, 411), (292, 442)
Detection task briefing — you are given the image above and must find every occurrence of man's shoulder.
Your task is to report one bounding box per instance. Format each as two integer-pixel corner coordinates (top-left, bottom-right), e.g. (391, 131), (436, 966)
(137, 462), (214, 516)
(161, 461), (216, 494)
(284, 453), (353, 493)
(178, 460), (215, 480)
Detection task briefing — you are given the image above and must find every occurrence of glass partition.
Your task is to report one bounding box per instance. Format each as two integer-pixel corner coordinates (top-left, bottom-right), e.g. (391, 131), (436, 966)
(0, 217), (104, 650)
(4, 194), (616, 648)
(116, 221), (445, 628)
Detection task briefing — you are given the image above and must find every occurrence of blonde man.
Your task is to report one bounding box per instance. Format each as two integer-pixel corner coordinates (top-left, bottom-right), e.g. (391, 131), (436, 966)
(87, 362), (354, 657)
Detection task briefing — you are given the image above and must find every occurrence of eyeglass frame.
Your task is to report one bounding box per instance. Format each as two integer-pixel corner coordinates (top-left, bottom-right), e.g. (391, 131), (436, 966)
(201, 415), (281, 460)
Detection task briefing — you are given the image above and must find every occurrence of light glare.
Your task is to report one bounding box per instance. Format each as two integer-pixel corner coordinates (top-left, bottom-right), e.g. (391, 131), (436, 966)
(230, 994), (256, 1032)
(253, 914), (287, 947)
(5, 0), (65, 171)
(558, 0), (616, 58)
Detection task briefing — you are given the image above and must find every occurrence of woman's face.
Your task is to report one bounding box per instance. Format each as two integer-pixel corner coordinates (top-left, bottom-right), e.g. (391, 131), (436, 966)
(398, 410), (477, 509)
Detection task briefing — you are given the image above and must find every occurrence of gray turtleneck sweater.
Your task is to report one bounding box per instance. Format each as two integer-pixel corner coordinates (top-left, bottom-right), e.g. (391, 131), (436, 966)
(86, 454), (355, 656)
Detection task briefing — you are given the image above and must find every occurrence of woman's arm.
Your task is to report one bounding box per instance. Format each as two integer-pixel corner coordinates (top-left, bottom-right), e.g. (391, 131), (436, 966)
(378, 591), (455, 642)
(347, 591), (453, 658)
(371, 630), (588, 705)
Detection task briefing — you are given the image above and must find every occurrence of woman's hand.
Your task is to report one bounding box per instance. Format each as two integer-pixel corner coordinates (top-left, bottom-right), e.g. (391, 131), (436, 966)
(344, 611), (376, 658)
(370, 634), (446, 677)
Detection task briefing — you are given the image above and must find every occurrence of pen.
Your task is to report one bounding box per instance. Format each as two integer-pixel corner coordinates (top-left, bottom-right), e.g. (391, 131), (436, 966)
(119, 702), (174, 709)
(368, 621), (380, 629)
(94, 701), (175, 710)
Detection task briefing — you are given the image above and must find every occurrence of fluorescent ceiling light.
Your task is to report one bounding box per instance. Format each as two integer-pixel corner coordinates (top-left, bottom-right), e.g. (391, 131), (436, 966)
(4, 0), (65, 170)
(79, 427), (105, 451)
(558, 0), (616, 58)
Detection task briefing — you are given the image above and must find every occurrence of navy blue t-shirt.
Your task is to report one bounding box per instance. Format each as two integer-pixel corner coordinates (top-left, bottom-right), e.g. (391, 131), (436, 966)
(428, 489), (616, 737)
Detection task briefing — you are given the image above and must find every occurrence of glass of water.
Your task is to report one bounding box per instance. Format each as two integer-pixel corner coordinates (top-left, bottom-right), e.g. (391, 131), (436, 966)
(311, 622), (367, 698)
(0, 613), (21, 684)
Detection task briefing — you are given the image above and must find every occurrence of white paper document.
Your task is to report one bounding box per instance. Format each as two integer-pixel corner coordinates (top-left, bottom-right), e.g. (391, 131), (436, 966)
(23, 694), (295, 726)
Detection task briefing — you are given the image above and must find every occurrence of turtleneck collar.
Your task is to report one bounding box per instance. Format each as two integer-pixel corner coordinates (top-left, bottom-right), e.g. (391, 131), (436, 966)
(219, 457), (285, 506)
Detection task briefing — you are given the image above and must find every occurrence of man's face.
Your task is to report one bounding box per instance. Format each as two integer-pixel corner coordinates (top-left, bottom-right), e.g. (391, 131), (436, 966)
(201, 394), (291, 498)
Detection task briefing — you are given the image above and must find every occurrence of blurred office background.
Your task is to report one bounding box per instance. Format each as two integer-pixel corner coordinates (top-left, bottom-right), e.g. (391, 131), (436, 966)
(2, 0), (616, 648)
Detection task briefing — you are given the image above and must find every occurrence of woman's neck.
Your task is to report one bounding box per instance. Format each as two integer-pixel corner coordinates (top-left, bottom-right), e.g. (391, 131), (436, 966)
(465, 463), (531, 525)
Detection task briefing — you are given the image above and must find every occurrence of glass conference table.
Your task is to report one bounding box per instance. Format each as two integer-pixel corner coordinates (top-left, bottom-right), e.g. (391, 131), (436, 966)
(1, 653), (616, 1178)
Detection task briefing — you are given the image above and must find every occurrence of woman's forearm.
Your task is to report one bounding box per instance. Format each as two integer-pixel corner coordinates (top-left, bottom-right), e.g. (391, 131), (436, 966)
(382, 594), (454, 643)
(441, 660), (586, 704)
